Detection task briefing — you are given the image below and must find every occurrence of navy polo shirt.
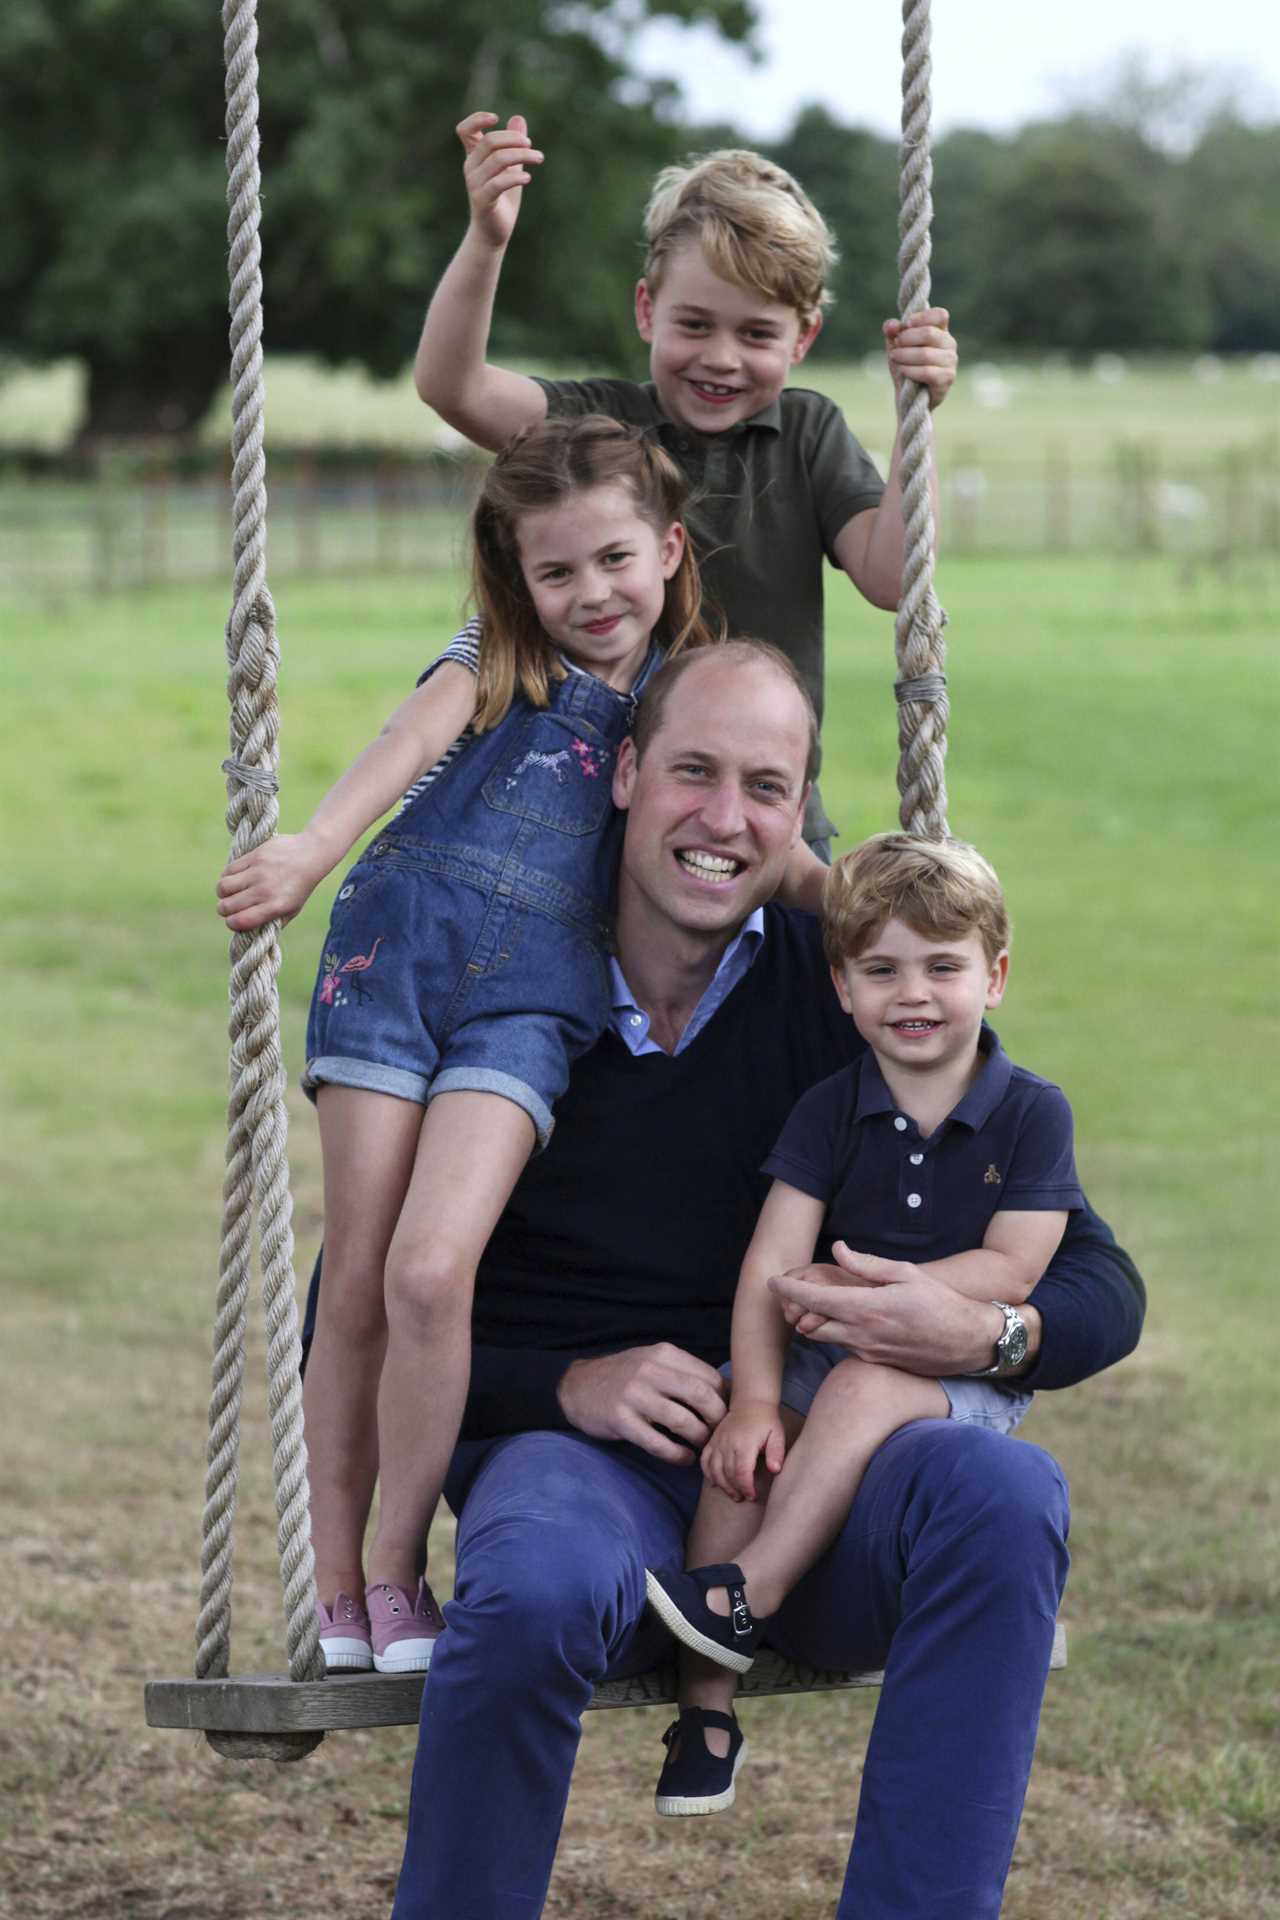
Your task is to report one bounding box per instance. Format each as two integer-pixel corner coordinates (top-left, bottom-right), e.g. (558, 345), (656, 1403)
(762, 1027), (1084, 1264)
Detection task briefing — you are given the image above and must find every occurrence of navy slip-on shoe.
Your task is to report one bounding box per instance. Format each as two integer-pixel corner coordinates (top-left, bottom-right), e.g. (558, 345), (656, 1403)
(644, 1561), (763, 1673)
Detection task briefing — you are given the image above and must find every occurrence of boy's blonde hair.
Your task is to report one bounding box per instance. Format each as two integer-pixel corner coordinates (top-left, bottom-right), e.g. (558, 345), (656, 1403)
(643, 149), (837, 326)
(822, 834), (1011, 969)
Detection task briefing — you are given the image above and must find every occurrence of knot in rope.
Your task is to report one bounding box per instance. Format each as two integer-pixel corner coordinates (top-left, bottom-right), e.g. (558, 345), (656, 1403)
(222, 758), (281, 797)
(894, 670), (948, 707)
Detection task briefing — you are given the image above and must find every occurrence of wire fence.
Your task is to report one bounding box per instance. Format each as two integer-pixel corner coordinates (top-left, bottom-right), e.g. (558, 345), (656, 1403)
(2, 435), (1278, 600)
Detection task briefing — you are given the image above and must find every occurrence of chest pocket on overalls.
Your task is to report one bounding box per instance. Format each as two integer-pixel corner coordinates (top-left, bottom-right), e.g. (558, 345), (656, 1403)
(481, 712), (617, 837)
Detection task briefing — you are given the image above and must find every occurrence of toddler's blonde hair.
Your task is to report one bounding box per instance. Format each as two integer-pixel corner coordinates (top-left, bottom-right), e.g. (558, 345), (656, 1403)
(822, 834), (1011, 969)
(643, 149), (836, 327)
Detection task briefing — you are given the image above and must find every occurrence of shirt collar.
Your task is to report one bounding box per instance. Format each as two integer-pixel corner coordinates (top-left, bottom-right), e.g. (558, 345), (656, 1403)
(609, 907), (767, 1056)
(855, 1024), (1010, 1130)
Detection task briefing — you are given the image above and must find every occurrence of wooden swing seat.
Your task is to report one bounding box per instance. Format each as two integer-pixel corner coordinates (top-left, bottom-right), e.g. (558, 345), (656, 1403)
(145, 1623), (1065, 1757)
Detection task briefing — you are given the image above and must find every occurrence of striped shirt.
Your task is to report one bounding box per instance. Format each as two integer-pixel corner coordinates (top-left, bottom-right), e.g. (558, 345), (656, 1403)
(398, 619), (484, 812)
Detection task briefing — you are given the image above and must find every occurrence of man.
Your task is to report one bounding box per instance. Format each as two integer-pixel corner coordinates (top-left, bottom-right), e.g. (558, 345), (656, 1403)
(375, 641), (1144, 1918)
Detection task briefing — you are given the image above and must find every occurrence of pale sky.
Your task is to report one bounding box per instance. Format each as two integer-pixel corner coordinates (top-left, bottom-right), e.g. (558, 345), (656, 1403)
(632, 1), (1279, 142)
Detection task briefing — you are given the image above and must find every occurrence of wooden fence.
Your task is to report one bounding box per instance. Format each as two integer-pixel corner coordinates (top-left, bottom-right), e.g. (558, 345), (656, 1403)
(2, 438), (1277, 600)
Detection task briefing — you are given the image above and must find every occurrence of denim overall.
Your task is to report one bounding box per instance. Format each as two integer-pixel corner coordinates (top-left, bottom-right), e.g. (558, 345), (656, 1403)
(304, 654), (652, 1146)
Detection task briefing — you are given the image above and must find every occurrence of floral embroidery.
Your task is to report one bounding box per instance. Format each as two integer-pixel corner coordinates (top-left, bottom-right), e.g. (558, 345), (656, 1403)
(321, 936), (384, 1007)
(571, 738), (605, 778)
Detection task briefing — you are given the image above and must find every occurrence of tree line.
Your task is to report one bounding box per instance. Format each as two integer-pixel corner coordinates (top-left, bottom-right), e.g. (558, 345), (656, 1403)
(2, 1), (1275, 441)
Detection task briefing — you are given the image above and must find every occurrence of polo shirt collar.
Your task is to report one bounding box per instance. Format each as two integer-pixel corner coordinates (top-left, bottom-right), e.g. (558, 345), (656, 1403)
(854, 1024), (1010, 1131)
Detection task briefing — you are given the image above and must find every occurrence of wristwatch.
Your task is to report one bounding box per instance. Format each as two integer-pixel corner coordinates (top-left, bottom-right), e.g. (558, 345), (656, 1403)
(974, 1302), (1029, 1377)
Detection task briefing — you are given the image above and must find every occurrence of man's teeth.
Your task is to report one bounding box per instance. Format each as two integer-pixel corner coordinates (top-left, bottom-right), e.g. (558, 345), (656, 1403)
(678, 850), (740, 879)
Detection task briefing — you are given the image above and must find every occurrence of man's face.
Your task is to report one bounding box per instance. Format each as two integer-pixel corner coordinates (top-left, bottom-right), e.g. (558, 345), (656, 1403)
(635, 241), (820, 436)
(613, 655), (811, 943)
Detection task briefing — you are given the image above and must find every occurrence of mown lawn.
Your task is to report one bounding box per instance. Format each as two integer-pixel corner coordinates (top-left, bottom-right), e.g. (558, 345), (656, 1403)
(1, 550), (1276, 1917)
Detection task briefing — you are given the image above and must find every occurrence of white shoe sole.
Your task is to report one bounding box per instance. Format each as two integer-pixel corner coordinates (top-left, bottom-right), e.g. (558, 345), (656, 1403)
(372, 1638), (439, 1674)
(655, 1738), (749, 1817)
(644, 1569), (754, 1674)
(320, 1636), (373, 1672)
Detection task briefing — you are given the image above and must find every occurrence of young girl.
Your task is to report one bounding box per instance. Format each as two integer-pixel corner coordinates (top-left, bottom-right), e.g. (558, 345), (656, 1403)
(216, 415), (719, 1673)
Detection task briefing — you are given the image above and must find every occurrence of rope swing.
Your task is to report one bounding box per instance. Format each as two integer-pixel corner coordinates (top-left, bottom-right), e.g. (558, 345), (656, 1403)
(893, 0), (949, 838)
(197, 0), (325, 1761)
(148, 0), (958, 1759)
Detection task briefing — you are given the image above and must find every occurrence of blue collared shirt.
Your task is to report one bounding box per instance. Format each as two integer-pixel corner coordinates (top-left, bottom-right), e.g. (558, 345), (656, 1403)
(609, 907), (766, 1057)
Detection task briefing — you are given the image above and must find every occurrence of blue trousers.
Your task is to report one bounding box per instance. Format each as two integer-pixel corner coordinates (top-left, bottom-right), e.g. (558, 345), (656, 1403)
(391, 1421), (1070, 1919)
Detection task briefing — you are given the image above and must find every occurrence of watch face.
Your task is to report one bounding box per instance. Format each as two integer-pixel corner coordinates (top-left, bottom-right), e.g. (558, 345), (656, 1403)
(1001, 1317), (1029, 1370)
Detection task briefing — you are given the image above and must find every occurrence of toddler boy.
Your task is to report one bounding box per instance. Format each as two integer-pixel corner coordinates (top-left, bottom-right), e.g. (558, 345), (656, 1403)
(415, 116), (958, 849)
(643, 833), (1084, 1815)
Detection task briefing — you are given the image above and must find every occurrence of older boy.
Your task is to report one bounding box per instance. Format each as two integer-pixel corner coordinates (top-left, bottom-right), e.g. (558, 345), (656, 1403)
(645, 833), (1084, 1813)
(415, 116), (958, 848)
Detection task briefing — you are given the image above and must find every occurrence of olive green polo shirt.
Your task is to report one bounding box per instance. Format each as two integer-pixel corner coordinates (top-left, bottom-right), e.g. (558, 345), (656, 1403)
(535, 377), (885, 844)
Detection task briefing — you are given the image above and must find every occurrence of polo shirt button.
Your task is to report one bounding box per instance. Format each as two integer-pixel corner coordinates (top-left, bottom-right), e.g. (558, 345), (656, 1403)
(893, 1117), (908, 1132)
(909, 1152), (923, 1165)
(907, 1193), (923, 1208)
(629, 1014), (643, 1026)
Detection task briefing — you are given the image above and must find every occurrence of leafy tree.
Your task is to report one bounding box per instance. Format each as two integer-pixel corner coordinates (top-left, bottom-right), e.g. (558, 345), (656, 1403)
(0, 0), (756, 440)
(1182, 120), (1280, 352)
(931, 128), (1012, 353)
(976, 126), (1207, 356)
(762, 106), (897, 358)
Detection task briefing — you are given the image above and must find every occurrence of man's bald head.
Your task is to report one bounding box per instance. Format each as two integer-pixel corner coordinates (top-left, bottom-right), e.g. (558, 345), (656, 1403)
(631, 639), (820, 786)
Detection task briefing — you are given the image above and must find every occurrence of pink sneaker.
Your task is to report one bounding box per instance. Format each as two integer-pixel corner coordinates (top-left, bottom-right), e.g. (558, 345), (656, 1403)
(317, 1591), (373, 1672)
(366, 1578), (446, 1674)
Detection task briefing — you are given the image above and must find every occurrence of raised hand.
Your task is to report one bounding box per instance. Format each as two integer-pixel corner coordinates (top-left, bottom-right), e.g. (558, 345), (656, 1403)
(457, 110), (544, 250)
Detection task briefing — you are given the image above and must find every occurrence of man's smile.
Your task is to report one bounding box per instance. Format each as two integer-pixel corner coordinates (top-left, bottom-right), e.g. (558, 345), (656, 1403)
(675, 847), (745, 884)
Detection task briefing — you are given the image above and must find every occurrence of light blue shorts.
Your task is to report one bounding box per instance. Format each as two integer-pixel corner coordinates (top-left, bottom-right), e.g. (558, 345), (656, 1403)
(736, 1335), (1033, 1435)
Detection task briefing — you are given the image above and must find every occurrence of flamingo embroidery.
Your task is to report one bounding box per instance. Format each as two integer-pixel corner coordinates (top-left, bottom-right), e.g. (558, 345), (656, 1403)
(322, 936), (384, 1008)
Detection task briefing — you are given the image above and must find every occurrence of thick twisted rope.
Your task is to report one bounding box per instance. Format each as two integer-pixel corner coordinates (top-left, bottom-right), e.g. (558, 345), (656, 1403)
(196, 0), (323, 1691)
(894, 0), (949, 839)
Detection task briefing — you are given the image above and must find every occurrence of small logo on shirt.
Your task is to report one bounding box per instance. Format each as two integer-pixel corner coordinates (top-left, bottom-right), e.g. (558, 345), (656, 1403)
(984, 1164), (1002, 1185)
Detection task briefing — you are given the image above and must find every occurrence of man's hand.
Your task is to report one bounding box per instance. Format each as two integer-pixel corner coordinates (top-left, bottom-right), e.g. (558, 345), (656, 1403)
(458, 111), (543, 251)
(883, 307), (958, 410)
(770, 1242), (1011, 1376)
(701, 1399), (787, 1502)
(556, 1345), (728, 1465)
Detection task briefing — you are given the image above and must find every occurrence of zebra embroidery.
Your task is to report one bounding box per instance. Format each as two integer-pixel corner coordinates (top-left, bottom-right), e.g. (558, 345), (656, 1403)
(505, 748), (573, 788)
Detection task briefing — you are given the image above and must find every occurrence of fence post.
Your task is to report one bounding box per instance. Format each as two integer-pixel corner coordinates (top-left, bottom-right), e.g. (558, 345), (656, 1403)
(1046, 439), (1070, 552)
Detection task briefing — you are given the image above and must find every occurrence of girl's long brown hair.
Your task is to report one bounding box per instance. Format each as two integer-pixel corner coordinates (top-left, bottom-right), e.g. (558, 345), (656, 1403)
(470, 414), (722, 731)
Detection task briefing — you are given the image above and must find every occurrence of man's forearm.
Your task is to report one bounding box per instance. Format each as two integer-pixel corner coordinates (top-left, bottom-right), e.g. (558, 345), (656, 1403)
(1020, 1203), (1146, 1390)
(461, 1342), (579, 1439)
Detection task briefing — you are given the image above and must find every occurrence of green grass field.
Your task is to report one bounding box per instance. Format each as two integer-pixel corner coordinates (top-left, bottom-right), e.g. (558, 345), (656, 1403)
(1, 551), (1277, 1917)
